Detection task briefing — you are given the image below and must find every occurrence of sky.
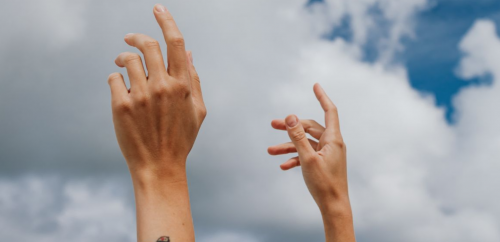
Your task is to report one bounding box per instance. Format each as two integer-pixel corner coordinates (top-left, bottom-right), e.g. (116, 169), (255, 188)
(0, 0), (499, 241)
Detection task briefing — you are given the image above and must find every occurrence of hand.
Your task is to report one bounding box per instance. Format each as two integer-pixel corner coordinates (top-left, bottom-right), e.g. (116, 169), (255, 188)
(268, 83), (350, 214)
(107, 5), (204, 242)
(107, 4), (206, 180)
(269, 84), (355, 241)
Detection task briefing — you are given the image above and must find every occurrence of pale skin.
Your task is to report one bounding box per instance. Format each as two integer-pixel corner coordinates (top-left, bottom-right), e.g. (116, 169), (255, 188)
(108, 4), (205, 242)
(268, 83), (356, 242)
(108, 4), (354, 242)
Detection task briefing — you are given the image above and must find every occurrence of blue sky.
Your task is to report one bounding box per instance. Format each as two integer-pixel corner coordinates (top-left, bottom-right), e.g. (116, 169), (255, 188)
(310, 0), (500, 122)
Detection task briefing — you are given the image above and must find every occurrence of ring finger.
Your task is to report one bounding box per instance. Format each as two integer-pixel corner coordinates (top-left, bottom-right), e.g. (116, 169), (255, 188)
(115, 52), (147, 93)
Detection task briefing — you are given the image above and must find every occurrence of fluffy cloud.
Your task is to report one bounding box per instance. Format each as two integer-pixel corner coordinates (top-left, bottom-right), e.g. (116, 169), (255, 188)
(443, 19), (500, 236)
(308, 0), (428, 61)
(1, 0), (500, 242)
(456, 20), (500, 80)
(0, 176), (135, 242)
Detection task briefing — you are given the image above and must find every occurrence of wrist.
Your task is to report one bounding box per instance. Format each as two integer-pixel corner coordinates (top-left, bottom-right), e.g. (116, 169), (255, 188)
(318, 196), (353, 218)
(128, 158), (188, 190)
(319, 197), (356, 242)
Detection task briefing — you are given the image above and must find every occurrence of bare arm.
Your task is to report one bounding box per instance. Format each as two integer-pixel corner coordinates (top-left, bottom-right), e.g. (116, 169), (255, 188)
(268, 83), (355, 242)
(108, 4), (205, 242)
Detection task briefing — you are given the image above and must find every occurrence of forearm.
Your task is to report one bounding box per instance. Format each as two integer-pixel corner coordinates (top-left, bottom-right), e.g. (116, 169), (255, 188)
(320, 199), (356, 242)
(131, 165), (194, 242)
(108, 4), (204, 242)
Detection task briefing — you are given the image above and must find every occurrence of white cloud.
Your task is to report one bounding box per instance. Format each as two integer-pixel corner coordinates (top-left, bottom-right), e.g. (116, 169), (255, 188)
(275, 35), (498, 241)
(308, 0), (428, 61)
(443, 19), (500, 238)
(456, 20), (500, 80)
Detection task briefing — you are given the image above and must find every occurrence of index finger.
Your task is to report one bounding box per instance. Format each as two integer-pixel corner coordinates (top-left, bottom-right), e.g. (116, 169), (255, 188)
(153, 4), (188, 78)
(313, 83), (340, 131)
(271, 119), (325, 140)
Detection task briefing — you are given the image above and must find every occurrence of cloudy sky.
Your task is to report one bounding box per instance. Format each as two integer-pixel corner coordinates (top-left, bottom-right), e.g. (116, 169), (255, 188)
(1, 0), (500, 241)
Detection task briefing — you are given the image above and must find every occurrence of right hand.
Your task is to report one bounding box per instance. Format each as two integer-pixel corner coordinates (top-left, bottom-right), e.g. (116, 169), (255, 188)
(268, 83), (350, 214)
(108, 4), (206, 181)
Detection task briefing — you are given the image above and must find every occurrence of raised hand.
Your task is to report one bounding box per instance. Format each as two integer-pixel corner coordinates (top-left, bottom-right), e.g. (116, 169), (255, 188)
(108, 4), (206, 178)
(268, 83), (356, 242)
(107, 4), (205, 242)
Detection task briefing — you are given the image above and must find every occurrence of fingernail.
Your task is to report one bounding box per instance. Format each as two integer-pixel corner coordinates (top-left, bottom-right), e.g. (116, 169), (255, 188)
(124, 33), (134, 39)
(189, 51), (193, 64)
(286, 115), (298, 128)
(155, 4), (166, 12)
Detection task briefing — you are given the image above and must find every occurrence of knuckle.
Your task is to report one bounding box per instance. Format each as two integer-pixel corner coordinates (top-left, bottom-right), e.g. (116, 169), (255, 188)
(169, 36), (185, 47)
(134, 94), (149, 107)
(152, 83), (169, 98)
(113, 99), (132, 114)
(124, 54), (141, 64)
(107, 73), (121, 84)
(332, 137), (345, 149)
(199, 107), (207, 119)
(310, 155), (321, 163)
(291, 130), (306, 142)
(330, 104), (338, 113)
(303, 155), (319, 165)
(192, 73), (201, 83)
(172, 82), (191, 97)
(143, 39), (160, 49)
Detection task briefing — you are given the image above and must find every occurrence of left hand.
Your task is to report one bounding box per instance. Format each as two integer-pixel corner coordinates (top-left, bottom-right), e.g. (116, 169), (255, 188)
(267, 84), (350, 214)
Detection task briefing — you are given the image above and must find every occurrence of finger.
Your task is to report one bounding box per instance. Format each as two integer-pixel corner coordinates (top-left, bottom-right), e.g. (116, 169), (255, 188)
(115, 52), (147, 92)
(280, 157), (300, 170)
(107, 73), (128, 101)
(124, 33), (166, 78)
(268, 140), (318, 156)
(186, 51), (205, 113)
(271, 119), (325, 140)
(313, 83), (340, 130)
(285, 115), (317, 162)
(153, 4), (188, 78)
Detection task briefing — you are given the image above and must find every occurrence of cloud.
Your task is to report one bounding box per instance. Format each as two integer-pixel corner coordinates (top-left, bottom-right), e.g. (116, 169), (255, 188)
(441, 18), (500, 237)
(308, 0), (428, 61)
(0, 176), (135, 242)
(456, 19), (500, 80)
(1, 0), (500, 242)
(199, 232), (260, 242)
(0, 0), (88, 49)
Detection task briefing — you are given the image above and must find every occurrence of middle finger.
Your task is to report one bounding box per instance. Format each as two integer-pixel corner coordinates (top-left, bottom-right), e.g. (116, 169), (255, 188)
(124, 33), (167, 79)
(153, 4), (188, 78)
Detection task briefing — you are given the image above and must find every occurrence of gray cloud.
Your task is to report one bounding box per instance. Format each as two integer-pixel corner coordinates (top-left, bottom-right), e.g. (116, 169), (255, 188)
(1, 0), (500, 241)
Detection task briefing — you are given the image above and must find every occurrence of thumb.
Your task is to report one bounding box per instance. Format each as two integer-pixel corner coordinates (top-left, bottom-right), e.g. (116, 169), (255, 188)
(286, 115), (317, 162)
